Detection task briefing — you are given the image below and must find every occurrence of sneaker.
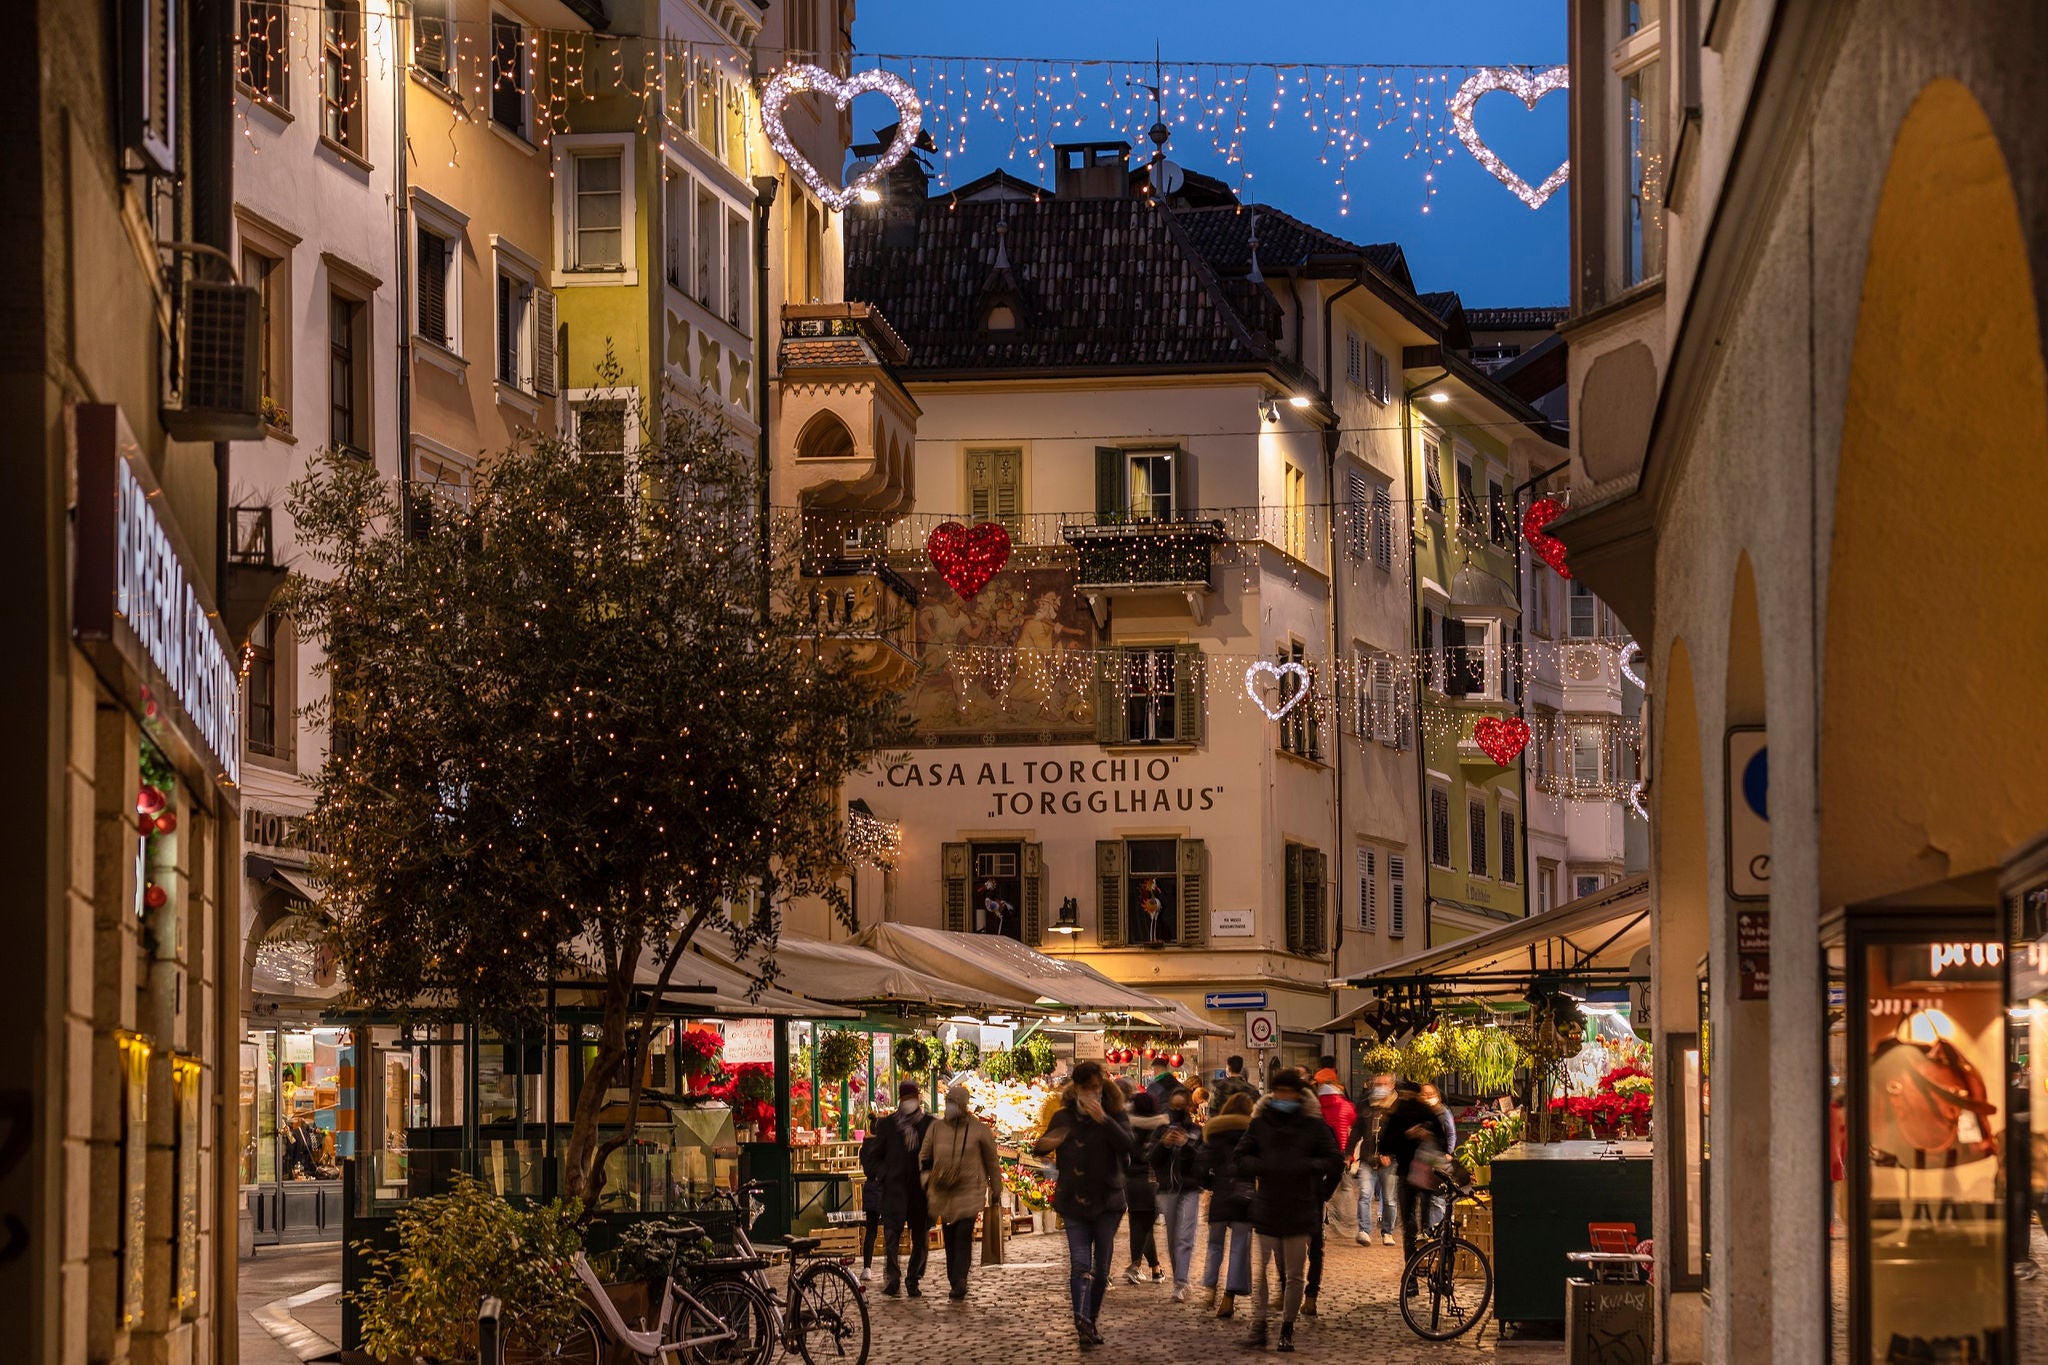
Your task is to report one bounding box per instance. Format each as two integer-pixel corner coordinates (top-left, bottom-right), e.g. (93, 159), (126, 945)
(1355, 1234), (1370, 1246)
(1302, 1294), (1318, 1319)
(1240, 1324), (1269, 1350)
(906, 1284), (922, 1299)
(1150, 1268), (1166, 1283)
(1382, 1233), (1395, 1246)
(1123, 1264), (1142, 1286)
(1172, 1284), (1188, 1303)
(1277, 1325), (1296, 1353)
(860, 1265), (874, 1283)
(1201, 1287), (1217, 1311)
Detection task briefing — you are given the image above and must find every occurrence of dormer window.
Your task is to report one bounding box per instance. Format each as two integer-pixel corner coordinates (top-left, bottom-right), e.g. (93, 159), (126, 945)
(984, 304), (1017, 331)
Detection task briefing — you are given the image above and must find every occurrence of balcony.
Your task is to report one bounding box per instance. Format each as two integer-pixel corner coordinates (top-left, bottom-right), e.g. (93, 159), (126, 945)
(802, 558), (920, 692)
(1060, 517), (1228, 623)
(779, 302), (918, 521)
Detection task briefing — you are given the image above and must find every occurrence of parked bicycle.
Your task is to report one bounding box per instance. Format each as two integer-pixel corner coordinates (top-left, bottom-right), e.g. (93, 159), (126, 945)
(1399, 1179), (1494, 1341)
(697, 1179), (870, 1365)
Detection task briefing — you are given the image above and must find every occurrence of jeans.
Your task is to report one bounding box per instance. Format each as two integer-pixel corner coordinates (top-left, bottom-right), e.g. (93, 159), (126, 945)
(1126, 1209), (1159, 1269)
(1398, 1178), (1433, 1266)
(1306, 1222), (1324, 1298)
(881, 1212), (930, 1292)
(1201, 1218), (1252, 1294)
(1159, 1189), (1202, 1287)
(940, 1217), (977, 1295)
(1356, 1165), (1397, 1236)
(1251, 1232), (1311, 1327)
(1064, 1211), (1121, 1322)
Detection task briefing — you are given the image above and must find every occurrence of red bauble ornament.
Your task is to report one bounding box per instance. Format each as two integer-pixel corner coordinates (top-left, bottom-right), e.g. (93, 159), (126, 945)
(1522, 497), (1573, 579)
(137, 784), (167, 816)
(1473, 715), (1533, 766)
(154, 812), (177, 835)
(143, 883), (168, 910)
(925, 520), (1012, 601)
(136, 814), (156, 837)
(1169, 1052), (1184, 1068)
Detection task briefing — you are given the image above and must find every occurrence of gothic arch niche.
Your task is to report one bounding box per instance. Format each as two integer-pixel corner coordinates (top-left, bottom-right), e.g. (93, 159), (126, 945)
(795, 410), (858, 461)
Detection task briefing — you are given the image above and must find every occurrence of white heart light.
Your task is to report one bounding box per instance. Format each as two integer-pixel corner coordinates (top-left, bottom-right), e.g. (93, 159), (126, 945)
(760, 65), (924, 213)
(1618, 641), (1646, 691)
(1448, 66), (1571, 210)
(1626, 780), (1649, 821)
(1245, 660), (1312, 722)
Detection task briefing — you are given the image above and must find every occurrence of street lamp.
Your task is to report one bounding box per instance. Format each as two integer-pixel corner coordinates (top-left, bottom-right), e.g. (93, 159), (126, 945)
(1050, 896), (1082, 934)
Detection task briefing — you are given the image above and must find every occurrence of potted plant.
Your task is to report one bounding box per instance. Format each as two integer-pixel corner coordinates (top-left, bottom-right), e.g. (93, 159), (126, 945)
(817, 1028), (868, 1087)
(1012, 1034), (1057, 1082)
(673, 1026), (725, 1090)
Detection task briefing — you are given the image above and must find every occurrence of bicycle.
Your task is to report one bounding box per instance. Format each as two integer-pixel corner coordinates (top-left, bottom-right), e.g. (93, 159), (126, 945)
(695, 1180), (870, 1365)
(1397, 1178), (1494, 1342)
(505, 1222), (774, 1365)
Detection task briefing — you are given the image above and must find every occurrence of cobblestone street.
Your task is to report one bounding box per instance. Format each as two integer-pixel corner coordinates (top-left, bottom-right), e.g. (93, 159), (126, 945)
(863, 1228), (1563, 1365)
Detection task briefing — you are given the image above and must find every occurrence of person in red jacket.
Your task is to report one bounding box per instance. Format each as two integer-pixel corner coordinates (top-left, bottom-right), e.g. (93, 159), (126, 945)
(1313, 1060), (1355, 1152)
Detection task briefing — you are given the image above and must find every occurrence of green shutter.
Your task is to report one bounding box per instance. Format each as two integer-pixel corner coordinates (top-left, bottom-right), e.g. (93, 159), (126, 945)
(966, 451), (992, 523)
(1284, 843), (1303, 952)
(1179, 839), (1207, 947)
(1096, 840), (1125, 947)
(1095, 446), (1124, 522)
(1022, 843), (1043, 945)
(1095, 650), (1128, 745)
(941, 842), (969, 933)
(1303, 850), (1327, 954)
(1172, 446), (1197, 519)
(992, 449), (1022, 534)
(1172, 644), (1204, 744)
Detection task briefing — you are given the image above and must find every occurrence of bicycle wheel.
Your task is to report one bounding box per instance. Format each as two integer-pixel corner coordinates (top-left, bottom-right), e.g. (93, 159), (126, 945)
(1399, 1237), (1493, 1342)
(503, 1307), (605, 1365)
(793, 1261), (870, 1365)
(669, 1277), (776, 1365)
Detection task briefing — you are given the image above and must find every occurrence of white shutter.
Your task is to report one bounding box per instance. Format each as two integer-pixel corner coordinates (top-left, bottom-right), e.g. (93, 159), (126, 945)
(1346, 470), (1368, 559)
(1388, 855), (1406, 937)
(1373, 667), (1398, 749)
(534, 288), (558, 396)
(1356, 847), (1377, 932)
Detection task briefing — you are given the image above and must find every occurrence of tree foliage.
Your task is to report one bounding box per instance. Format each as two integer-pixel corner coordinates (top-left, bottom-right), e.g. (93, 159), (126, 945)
(284, 392), (905, 1200)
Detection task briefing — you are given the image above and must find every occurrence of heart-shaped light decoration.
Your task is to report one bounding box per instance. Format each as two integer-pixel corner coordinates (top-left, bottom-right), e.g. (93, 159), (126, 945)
(1522, 495), (1573, 579)
(1618, 642), (1645, 691)
(925, 520), (1011, 600)
(1472, 715), (1532, 766)
(1245, 660), (1312, 721)
(1449, 66), (1571, 210)
(1626, 780), (1648, 821)
(760, 65), (924, 212)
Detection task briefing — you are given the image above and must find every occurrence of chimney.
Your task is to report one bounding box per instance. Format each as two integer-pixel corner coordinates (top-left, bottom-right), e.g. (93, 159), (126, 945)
(1053, 142), (1132, 199)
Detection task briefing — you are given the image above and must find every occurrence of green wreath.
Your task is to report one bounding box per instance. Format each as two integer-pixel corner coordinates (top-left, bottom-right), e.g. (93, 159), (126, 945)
(948, 1038), (980, 1071)
(980, 1048), (1013, 1082)
(893, 1035), (934, 1076)
(1013, 1034), (1057, 1081)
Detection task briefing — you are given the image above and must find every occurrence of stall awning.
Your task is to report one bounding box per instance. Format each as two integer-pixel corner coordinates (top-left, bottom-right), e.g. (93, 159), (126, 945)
(697, 931), (1035, 1014)
(1132, 997), (1236, 1038)
(854, 923), (1173, 1016)
(1340, 874), (1651, 992)
(550, 938), (861, 1019)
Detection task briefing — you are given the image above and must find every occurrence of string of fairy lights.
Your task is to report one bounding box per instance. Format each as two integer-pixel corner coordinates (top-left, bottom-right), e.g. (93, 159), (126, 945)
(228, 2), (1562, 212)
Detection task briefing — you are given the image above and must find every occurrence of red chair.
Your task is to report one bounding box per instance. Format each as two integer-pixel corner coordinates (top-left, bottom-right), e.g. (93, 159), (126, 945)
(1587, 1222), (1638, 1254)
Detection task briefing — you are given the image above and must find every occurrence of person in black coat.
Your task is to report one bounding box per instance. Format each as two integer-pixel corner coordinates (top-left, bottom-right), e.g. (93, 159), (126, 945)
(1233, 1070), (1341, 1351)
(1196, 1091), (1255, 1316)
(1034, 1061), (1136, 1347)
(1122, 1092), (1166, 1283)
(1149, 1086), (1205, 1297)
(1379, 1079), (1441, 1269)
(857, 1120), (887, 1282)
(874, 1079), (934, 1297)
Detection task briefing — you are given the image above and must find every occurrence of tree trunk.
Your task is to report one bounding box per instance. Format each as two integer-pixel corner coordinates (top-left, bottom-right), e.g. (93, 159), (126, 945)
(562, 935), (638, 1205)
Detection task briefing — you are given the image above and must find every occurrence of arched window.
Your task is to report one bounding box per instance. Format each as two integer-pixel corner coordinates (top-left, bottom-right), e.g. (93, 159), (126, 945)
(795, 412), (856, 460)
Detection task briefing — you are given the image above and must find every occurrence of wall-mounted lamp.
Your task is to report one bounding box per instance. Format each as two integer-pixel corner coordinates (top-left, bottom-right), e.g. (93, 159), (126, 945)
(1051, 896), (1082, 934)
(1428, 390), (1451, 404)
(1257, 397), (1280, 423)
(1288, 394), (1311, 409)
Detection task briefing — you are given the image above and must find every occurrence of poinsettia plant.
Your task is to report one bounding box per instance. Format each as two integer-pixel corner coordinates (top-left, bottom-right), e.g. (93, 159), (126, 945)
(1549, 1064), (1654, 1136)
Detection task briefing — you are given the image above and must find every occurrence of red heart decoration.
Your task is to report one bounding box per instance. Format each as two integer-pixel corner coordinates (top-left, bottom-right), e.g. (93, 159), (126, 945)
(1473, 715), (1533, 766)
(1522, 496), (1573, 579)
(926, 520), (1012, 600)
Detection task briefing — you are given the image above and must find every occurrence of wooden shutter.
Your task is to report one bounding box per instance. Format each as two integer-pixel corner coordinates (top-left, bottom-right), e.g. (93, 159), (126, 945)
(1172, 447), (1197, 519)
(941, 842), (969, 933)
(415, 4), (449, 78)
(1373, 484), (1394, 569)
(1430, 789), (1450, 867)
(1179, 839), (1207, 948)
(1499, 810), (1517, 885)
(1374, 666), (1397, 747)
(1172, 644), (1204, 744)
(1284, 843), (1303, 952)
(1095, 446), (1124, 521)
(1469, 800), (1488, 878)
(1388, 854), (1407, 937)
(534, 287), (558, 395)
(417, 228), (447, 346)
(1096, 840), (1125, 946)
(991, 449), (1022, 531)
(1420, 611), (1436, 691)
(1446, 617), (1480, 697)
(1346, 470), (1368, 559)
(966, 451), (991, 523)
(1357, 847), (1377, 931)
(1301, 849), (1326, 954)
(1022, 843), (1044, 944)
(1094, 650), (1128, 744)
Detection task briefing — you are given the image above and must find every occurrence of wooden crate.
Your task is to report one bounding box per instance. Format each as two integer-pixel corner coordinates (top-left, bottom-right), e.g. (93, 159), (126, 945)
(1455, 1199), (1494, 1278)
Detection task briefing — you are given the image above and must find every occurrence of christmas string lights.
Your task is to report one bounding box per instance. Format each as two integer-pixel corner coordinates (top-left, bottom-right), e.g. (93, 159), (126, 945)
(1244, 659), (1312, 721)
(1446, 66), (1572, 209)
(760, 64), (922, 211)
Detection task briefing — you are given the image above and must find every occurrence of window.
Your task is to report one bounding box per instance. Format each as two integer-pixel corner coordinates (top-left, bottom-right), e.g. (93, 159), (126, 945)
(1575, 874), (1604, 901)
(1530, 570), (1553, 637)
(1429, 787), (1452, 868)
(965, 448), (1023, 533)
(1448, 616), (1500, 699)
(240, 241), (288, 420)
(1095, 840), (1207, 946)
(239, 0), (288, 106)
(1624, 62), (1666, 287)
(415, 224), (455, 350)
(1278, 641), (1319, 761)
(1489, 478), (1510, 545)
(123, 0), (179, 174)
(1422, 439), (1445, 515)
(1345, 332), (1362, 386)
(1365, 343), (1392, 404)
(1374, 656), (1402, 749)
(697, 184), (721, 304)
(1127, 450), (1176, 522)
(1372, 482), (1394, 570)
(1573, 726), (1605, 788)
(664, 168), (690, 291)
(1499, 808), (1518, 885)
(1098, 643), (1201, 746)
(943, 842), (1045, 942)
(412, 0), (451, 86)
(1569, 580), (1598, 638)
(491, 16), (527, 137)
(1539, 860), (1558, 913)
(246, 613), (284, 757)
(1356, 846), (1377, 932)
(785, 187), (824, 304)
(1468, 798), (1489, 878)
(1388, 854), (1407, 936)
(571, 153), (624, 270)
(569, 391), (638, 499)
(1094, 446), (1191, 523)
(1421, 609), (1446, 693)
(1122, 647), (1180, 743)
(726, 208), (750, 332)
(662, 34), (693, 132)
(1283, 461), (1309, 559)
(1455, 458), (1478, 531)
(1352, 648), (1374, 738)
(493, 243), (554, 397)
(496, 268), (532, 389)
(1532, 705), (1558, 786)
(328, 292), (365, 454)
(1284, 843), (1327, 955)
(322, 0), (363, 153)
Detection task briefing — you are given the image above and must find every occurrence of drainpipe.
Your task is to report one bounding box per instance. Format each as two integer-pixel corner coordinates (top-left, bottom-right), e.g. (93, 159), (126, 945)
(1403, 373), (1449, 944)
(751, 176), (779, 620)
(1317, 270), (1364, 1022)
(1514, 458), (1570, 899)
(394, 8), (413, 538)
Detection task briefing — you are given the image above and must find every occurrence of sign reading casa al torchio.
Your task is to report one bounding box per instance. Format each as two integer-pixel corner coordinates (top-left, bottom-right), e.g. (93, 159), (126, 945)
(876, 753), (1224, 821)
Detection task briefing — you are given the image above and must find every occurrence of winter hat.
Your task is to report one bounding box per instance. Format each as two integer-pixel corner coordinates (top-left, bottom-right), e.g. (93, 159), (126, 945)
(1396, 1078), (1422, 1095)
(898, 1078), (922, 1100)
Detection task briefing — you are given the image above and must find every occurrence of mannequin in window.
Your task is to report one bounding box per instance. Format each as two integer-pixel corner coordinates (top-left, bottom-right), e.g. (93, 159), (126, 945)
(977, 880), (1013, 937)
(1137, 878), (1166, 944)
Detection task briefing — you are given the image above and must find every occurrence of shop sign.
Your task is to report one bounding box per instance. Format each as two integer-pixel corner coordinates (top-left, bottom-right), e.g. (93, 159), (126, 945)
(244, 806), (334, 858)
(72, 405), (241, 786)
(1071, 1032), (1104, 1061)
(721, 1018), (774, 1065)
(1737, 910), (1769, 999)
(875, 753), (1223, 822)
(1724, 728), (1768, 901)
(1209, 911), (1255, 939)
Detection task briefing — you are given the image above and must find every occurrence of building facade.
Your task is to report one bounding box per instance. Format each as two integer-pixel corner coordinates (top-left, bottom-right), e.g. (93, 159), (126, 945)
(1554, 1), (2048, 1362)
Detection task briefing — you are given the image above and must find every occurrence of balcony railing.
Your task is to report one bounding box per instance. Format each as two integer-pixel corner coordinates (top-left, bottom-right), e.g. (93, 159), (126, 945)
(802, 558), (920, 690)
(230, 505), (275, 566)
(1060, 517), (1228, 590)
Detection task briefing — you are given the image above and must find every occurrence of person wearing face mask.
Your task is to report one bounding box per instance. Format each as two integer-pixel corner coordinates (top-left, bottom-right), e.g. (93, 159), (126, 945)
(922, 1082), (1002, 1301)
(1379, 1079), (1440, 1274)
(875, 1079), (934, 1298)
(1420, 1082), (1458, 1228)
(1033, 1060), (1135, 1348)
(1233, 1069), (1340, 1352)
(1343, 1075), (1397, 1246)
(1148, 1085), (1204, 1300)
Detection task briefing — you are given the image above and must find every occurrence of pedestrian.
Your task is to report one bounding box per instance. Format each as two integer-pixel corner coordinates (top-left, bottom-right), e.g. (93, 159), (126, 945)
(1300, 1075), (1348, 1320)
(1033, 1060), (1136, 1348)
(1343, 1075), (1397, 1246)
(1123, 1092), (1166, 1283)
(1235, 1069), (1341, 1352)
(875, 1079), (934, 1298)
(1213, 1055), (1260, 1110)
(1379, 1079), (1440, 1272)
(921, 1082), (1003, 1301)
(1197, 1091), (1255, 1318)
(1145, 1054), (1179, 1108)
(858, 1115), (887, 1281)
(1421, 1082), (1458, 1227)
(1149, 1085), (1204, 1300)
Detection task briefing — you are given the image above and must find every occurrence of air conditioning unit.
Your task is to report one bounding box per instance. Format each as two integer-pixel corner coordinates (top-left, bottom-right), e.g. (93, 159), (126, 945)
(163, 279), (265, 441)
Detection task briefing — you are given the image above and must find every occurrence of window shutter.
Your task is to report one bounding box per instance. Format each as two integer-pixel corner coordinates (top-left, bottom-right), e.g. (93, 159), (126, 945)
(1172, 644), (1204, 744)
(1179, 839), (1207, 948)
(534, 287), (558, 395)
(1096, 840), (1125, 947)
(1388, 855), (1407, 937)
(1346, 470), (1368, 559)
(1469, 800), (1488, 878)
(1430, 790), (1450, 867)
(415, 4), (449, 78)
(1420, 610), (1436, 691)
(966, 451), (992, 523)
(1372, 484), (1394, 570)
(1357, 847), (1377, 931)
(941, 842), (969, 933)
(1284, 843), (1303, 952)
(1499, 811), (1517, 885)
(1094, 651), (1128, 745)
(1172, 447), (1197, 519)
(1353, 654), (1372, 738)
(1022, 843), (1044, 945)
(992, 449), (1022, 532)
(1374, 668), (1398, 748)
(1303, 849), (1326, 954)
(1444, 617), (1474, 696)
(417, 228), (448, 346)
(1095, 446), (1124, 521)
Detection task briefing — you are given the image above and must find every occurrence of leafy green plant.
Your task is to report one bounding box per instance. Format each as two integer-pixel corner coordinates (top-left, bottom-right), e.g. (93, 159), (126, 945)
(607, 1218), (716, 1284)
(350, 1174), (583, 1363)
(817, 1029), (868, 1086)
(980, 1047), (1014, 1082)
(1359, 1041), (1403, 1076)
(1013, 1034), (1057, 1081)
(1400, 1028), (1446, 1082)
(893, 1034), (934, 1075)
(948, 1038), (980, 1071)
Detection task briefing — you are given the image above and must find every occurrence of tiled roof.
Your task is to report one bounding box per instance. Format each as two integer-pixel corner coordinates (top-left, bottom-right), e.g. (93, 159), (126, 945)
(1465, 306), (1570, 330)
(780, 338), (870, 367)
(1172, 205), (1413, 291)
(843, 197), (1276, 374)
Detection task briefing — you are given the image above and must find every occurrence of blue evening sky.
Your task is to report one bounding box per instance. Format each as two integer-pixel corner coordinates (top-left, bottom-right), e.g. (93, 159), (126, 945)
(848, 0), (1567, 306)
